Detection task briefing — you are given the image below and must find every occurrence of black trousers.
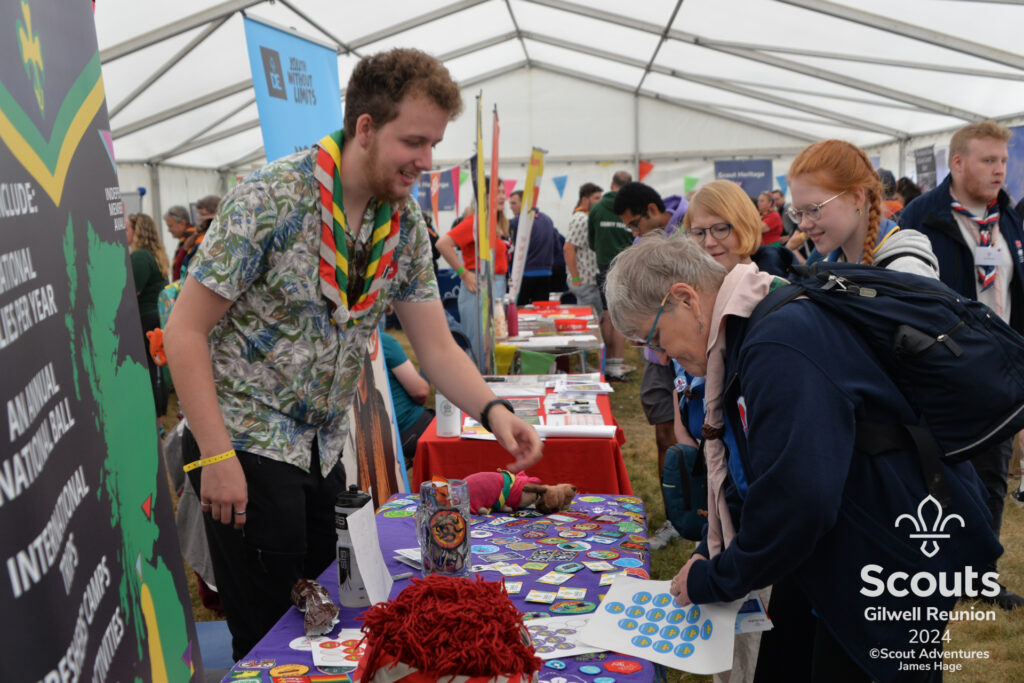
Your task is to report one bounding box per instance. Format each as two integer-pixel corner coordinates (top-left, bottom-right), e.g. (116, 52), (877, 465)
(969, 437), (1012, 539)
(183, 429), (346, 660)
(400, 408), (435, 468)
(517, 275), (552, 306)
(139, 310), (168, 417)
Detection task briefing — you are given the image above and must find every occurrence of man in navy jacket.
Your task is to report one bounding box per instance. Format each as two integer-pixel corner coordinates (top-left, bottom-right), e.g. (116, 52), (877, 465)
(899, 120), (1024, 610)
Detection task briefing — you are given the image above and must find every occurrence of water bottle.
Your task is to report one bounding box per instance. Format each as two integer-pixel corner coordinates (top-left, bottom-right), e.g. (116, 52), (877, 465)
(435, 391), (460, 437)
(335, 485), (372, 608)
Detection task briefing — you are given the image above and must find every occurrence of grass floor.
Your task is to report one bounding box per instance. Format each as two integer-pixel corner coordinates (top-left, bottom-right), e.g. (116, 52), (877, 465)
(178, 335), (1024, 680)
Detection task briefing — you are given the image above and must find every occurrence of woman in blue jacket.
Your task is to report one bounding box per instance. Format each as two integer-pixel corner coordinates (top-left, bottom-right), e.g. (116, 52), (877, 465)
(605, 234), (1000, 682)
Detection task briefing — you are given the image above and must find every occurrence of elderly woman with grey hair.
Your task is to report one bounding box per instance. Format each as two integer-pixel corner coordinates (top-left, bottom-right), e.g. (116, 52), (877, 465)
(604, 233), (998, 683)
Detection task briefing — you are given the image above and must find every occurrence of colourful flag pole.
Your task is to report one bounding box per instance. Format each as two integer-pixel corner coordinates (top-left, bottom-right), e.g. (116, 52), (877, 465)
(508, 147), (546, 301)
(472, 94), (495, 373)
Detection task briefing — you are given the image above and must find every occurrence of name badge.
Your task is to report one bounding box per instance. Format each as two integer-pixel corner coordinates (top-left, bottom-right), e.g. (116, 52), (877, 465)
(975, 246), (1001, 267)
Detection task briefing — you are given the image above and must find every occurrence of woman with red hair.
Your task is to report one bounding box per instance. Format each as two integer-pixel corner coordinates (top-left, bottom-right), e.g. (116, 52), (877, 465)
(788, 140), (939, 277)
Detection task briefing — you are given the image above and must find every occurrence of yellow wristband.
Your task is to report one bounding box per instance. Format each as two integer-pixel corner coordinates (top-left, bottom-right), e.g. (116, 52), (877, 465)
(183, 449), (237, 472)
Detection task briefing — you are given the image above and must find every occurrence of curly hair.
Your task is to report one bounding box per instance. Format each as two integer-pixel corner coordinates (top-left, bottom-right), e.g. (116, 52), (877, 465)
(344, 48), (462, 134)
(682, 180), (761, 259)
(950, 120), (1011, 159)
(789, 140), (882, 265)
(129, 213), (170, 279)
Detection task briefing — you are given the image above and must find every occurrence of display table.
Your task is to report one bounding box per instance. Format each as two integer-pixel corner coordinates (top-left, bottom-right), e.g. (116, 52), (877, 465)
(413, 389), (630, 495)
(222, 493), (655, 682)
(504, 304), (604, 372)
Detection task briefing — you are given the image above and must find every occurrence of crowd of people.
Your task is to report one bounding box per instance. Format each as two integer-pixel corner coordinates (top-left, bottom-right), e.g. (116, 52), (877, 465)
(120, 41), (1024, 681)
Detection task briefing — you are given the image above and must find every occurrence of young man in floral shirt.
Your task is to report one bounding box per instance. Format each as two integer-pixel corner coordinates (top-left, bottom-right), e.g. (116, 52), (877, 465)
(164, 48), (542, 658)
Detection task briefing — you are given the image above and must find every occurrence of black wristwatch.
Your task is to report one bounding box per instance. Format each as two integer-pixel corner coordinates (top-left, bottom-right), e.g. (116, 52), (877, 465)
(479, 398), (515, 433)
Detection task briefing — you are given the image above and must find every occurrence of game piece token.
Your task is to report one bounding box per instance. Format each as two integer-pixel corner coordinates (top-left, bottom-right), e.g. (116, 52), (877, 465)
(550, 600), (597, 614)
(586, 550), (619, 560)
(270, 664), (309, 676)
(472, 544), (499, 554)
(558, 542), (591, 552)
(579, 665), (601, 675)
(526, 590), (557, 603)
(554, 562), (584, 573)
(523, 562), (549, 570)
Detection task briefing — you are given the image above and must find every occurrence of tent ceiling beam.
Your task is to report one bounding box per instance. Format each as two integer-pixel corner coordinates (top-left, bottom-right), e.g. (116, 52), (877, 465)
(531, 61), (817, 143)
(153, 120), (261, 164)
(152, 98), (257, 162)
(523, 0), (984, 121)
(777, 0), (1024, 72)
(100, 0), (263, 63)
(277, 0), (360, 56)
(113, 79), (253, 138)
(220, 146), (268, 173)
(109, 17), (229, 119)
(717, 77), (921, 112)
(502, 0), (532, 66)
(704, 39), (1024, 82)
(519, 32), (906, 137)
(635, 0), (686, 94)
(348, 0), (490, 50)
(438, 32), (518, 61)
(433, 146), (807, 167)
(459, 61), (529, 89)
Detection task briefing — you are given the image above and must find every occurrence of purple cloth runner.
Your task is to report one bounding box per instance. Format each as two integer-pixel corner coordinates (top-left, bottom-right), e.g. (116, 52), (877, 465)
(223, 494), (656, 682)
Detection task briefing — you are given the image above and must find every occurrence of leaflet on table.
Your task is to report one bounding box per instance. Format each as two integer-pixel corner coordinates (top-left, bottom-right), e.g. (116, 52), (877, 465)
(346, 503), (394, 604)
(311, 628), (366, 667)
(511, 335), (600, 346)
(553, 380), (614, 394)
(543, 395), (605, 426)
(485, 372), (601, 384)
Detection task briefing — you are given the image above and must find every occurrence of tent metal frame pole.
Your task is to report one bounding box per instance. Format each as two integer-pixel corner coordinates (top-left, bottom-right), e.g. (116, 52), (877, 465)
(522, 0), (985, 122)
(898, 139), (908, 178)
(531, 61), (817, 143)
(636, 0), (685, 93)
(113, 79), (253, 139)
(159, 96), (257, 158)
(702, 39), (1024, 82)
(777, 0), (1024, 72)
(521, 32), (905, 137)
(438, 32), (518, 62)
(151, 120), (261, 164)
(460, 61), (529, 89)
(502, 0), (532, 65)
(633, 94), (640, 177)
(108, 17), (229, 119)
(148, 163), (162, 222)
(348, 0), (489, 50)
(718, 77), (922, 112)
(221, 146), (267, 173)
(276, 0), (360, 55)
(101, 0), (263, 63)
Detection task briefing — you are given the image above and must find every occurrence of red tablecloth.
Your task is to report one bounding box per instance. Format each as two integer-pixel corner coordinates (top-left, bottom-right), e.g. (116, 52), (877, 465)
(413, 391), (631, 494)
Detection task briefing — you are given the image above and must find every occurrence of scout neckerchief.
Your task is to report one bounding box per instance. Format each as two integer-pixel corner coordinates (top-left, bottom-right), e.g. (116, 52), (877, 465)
(951, 197), (1000, 293)
(491, 470), (516, 512)
(315, 129), (402, 327)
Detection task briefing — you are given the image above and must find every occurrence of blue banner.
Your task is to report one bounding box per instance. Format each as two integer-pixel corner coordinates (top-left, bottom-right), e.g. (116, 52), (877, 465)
(713, 159), (773, 197)
(1007, 126), (1024, 204)
(244, 17), (342, 162)
(416, 170), (457, 212)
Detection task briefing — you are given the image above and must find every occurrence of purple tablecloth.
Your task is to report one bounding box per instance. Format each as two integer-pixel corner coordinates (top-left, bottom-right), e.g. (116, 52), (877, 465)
(222, 493), (656, 683)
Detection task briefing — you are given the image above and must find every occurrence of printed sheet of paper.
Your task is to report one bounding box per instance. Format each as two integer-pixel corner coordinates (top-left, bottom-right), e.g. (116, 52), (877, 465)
(311, 629), (365, 668)
(579, 578), (744, 675)
(347, 503), (393, 604)
(525, 615), (604, 659)
(735, 593), (773, 634)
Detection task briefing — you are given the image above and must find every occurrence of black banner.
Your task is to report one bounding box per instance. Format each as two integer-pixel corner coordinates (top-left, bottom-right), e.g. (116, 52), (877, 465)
(0, 2), (200, 681)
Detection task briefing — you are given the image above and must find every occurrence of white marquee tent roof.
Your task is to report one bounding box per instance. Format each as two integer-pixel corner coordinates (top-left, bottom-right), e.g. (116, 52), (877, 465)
(95, 0), (1024, 176)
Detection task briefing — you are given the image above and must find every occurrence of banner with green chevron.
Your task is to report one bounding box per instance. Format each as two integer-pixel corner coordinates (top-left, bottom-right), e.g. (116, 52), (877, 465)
(0, 2), (200, 681)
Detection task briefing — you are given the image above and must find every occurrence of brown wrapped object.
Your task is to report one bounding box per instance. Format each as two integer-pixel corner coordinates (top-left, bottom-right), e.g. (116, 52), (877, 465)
(290, 578), (340, 636)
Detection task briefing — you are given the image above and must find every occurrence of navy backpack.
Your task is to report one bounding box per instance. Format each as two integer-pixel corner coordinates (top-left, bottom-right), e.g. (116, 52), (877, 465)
(662, 444), (708, 541)
(724, 262), (1024, 506)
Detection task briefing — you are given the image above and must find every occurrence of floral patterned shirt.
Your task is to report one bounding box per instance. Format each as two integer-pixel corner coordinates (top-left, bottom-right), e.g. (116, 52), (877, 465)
(188, 147), (438, 476)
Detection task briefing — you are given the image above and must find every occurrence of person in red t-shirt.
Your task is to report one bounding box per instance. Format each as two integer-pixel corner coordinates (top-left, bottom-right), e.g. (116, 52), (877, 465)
(436, 178), (509, 362)
(757, 192), (784, 245)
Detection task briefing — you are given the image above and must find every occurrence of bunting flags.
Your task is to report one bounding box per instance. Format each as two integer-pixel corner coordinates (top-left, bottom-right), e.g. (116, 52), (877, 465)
(776, 175), (788, 196)
(552, 175), (568, 198)
(503, 178), (517, 199)
(684, 176), (699, 193)
(639, 160), (654, 181)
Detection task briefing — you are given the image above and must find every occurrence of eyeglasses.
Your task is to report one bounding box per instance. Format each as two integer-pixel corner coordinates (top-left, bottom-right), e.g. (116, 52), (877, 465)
(786, 191), (845, 224)
(626, 213), (648, 231)
(640, 290), (672, 353)
(686, 223), (733, 242)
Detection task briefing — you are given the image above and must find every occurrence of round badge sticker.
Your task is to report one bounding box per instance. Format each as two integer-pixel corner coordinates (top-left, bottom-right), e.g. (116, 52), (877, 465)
(318, 641), (342, 649)
(470, 530), (493, 539)
(521, 530), (547, 539)
(579, 495), (605, 502)
(288, 636), (320, 651)
(586, 550), (619, 560)
(579, 665), (602, 675)
(604, 601), (625, 614)
(572, 522), (601, 531)
(558, 530), (587, 539)
(269, 664), (310, 676)
(472, 544), (499, 554)
(430, 510), (467, 549)
(617, 619), (638, 631)
(383, 509), (415, 518)
(522, 611), (549, 621)
(616, 496), (642, 504)
(545, 660), (567, 670)
(676, 642), (696, 658)
(613, 557), (643, 568)
(630, 635), (652, 648)
(558, 541), (591, 552)
(632, 591), (652, 605)
(538, 537), (564, 545)
(550, 600), (597, 614)
(554, 562), (584, 573)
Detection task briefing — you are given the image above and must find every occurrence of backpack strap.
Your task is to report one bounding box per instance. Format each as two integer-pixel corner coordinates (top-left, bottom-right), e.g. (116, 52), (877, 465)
(855, 421), (952, 507)
(873, 250), (936, 271)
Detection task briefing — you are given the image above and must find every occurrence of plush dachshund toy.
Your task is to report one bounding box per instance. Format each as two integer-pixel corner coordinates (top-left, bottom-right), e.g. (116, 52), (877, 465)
(465, 470), (578, 515)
